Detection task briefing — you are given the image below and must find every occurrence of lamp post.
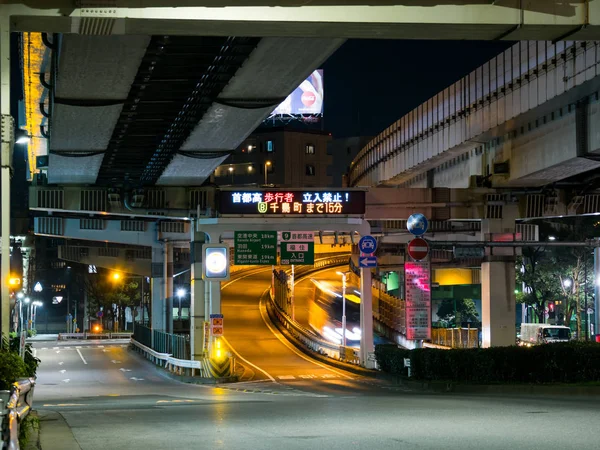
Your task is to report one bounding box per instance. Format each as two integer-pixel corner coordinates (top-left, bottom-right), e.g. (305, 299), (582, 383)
(264, 160), (271, 185)
(17, 292), (24, 335)
(228, 166), (234, 184)
(32, 301), (42, 331)
(176, 288), (186, 320)
(24, 297), (30, 331)
(336, 271), (351, 348)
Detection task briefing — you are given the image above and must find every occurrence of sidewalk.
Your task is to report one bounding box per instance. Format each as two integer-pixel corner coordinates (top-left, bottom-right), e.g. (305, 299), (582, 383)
(36, 410), (81, 450)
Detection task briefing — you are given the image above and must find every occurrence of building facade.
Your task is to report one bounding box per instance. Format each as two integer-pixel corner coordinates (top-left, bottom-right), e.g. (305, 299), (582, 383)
(213, 127), (333, 188)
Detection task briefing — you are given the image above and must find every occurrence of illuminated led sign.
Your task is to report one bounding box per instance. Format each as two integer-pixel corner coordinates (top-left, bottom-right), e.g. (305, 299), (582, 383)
(219, 190), (366, 215)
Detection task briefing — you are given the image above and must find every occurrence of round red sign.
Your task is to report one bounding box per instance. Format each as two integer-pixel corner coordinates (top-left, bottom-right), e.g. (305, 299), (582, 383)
(407, 238), (429, 261)
(301, 91), (316, 107)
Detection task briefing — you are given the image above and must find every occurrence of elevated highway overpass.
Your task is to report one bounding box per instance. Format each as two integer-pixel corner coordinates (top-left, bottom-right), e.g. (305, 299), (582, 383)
(6, 0), (600, 371)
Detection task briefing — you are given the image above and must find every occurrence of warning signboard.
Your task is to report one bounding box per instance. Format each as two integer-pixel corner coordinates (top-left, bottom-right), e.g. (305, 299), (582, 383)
(210, 315), (224, 336)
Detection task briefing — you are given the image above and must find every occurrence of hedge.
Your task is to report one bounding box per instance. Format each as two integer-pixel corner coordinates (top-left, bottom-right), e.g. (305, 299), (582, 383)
(375, 342), (600, 384)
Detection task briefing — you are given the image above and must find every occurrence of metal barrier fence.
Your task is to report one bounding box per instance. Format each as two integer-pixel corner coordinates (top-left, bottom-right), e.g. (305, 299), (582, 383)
(1, 378), (35, 450)
(153, 329), (189, 360)
(132, 324), (152, 348)
(58, 332), (132, 340)
(431, 327), (479, 348)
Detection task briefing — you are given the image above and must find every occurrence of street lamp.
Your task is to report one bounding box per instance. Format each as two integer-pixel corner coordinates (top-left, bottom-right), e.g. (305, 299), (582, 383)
(228, 166), (234, 184)
(336, 271), (351, 348)
(32, 301), (42, 330)
(24, 297), (30, 331)
(176, 288), (186, 320)
(264, 161), (271, 185)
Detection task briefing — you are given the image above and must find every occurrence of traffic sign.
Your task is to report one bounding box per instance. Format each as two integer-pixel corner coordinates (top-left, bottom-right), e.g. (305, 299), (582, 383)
(407, 238), (429, 261)
(359, 256), (378, 268)
(235, 231), (277, 265)
(211, 315), (224, 336)
(281, 231), (314, 242)
(97, 311), (103, 318)
(407, 213), (428, 236)
(359, 235), (377, 254)
(280, 242), (315, 265)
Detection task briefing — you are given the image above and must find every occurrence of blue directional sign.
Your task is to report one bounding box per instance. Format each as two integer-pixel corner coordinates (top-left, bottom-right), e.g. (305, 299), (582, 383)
(359, 235), (378, 254)
(359, 256), (378, 268)
(407, 213), (428, 236)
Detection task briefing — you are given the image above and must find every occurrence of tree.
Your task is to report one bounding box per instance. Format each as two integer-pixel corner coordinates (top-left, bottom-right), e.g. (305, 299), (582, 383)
(436, 298), (479, 326)
(83, 269), (140, 332)
(516, 217), (597, 338)
(516, 246), (562, 324)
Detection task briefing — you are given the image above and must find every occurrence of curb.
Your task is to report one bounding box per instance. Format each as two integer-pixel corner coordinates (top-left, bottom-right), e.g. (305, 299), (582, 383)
(160, 369), (238, 385)
(380, 375), (600, 396)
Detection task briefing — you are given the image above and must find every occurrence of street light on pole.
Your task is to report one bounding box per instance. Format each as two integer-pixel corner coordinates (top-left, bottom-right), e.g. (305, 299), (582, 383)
(336, 271), (351, 349)
(24, 297), (31, 331)
(264, 160), (271, 185)
(32, 301), (42, 330)
(176, 288), (186, 320)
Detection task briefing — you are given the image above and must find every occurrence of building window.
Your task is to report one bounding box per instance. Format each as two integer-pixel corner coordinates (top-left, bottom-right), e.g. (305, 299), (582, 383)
(306, 164), (315, 176)
(305, 144), (315, 154)
(266, 140), (274, 152)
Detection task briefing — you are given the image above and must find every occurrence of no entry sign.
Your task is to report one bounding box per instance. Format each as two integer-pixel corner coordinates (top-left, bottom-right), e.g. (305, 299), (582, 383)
(407, 238), (429, 261)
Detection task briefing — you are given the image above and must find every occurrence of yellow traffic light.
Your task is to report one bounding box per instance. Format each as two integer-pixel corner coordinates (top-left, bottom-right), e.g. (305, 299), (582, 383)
(111, 272), (121, 281)
(8, 277), (21, 286)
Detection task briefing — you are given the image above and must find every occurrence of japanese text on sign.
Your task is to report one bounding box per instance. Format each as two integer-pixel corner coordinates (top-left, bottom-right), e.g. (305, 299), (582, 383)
(234, 231), (277, 265)
(219, 190), (366, 215)
(405, 261), (431, 340)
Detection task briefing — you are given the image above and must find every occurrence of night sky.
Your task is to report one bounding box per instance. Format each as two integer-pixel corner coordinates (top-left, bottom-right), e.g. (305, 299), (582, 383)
(322, 40), (512, 139)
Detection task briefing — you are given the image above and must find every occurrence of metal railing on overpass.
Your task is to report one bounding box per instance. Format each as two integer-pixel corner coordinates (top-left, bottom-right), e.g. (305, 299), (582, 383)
(1, 378), (36, 450)
(133, 325), (189, 360)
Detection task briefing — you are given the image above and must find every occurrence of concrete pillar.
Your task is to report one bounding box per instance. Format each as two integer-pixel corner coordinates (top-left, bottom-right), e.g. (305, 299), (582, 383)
(360, 267), (375, 368)
(481, 214), (517, 348)
(190, 233), (207, 360)
(0, 13), (11, 339)
(151, 247), (166, 333)
(163, 241), (173, 333)
(481, 261), (516, 347)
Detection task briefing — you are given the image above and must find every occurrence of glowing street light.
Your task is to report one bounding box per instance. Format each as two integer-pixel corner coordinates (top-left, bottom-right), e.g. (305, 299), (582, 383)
(563, 279), (572, 288)
(112, 272), (121, 281)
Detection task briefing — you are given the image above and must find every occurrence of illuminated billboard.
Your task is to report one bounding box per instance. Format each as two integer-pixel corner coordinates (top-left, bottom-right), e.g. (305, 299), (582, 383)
(219, 190), (365, 215)
(270, 70), (324, 117)
(405, 261), (432, 340)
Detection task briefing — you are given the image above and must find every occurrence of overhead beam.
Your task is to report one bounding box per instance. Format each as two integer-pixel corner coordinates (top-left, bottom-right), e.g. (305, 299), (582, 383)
(4, 2), (600, 40)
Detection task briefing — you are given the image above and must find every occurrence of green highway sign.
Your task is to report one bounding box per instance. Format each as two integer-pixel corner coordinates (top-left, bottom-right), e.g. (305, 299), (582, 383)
(234, 231), (277, 265)
(280, 242), (315, 265)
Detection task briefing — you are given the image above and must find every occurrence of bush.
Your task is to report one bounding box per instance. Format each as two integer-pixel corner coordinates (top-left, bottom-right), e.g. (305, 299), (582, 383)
(376, 342), (600, 384)
(0, 351), (28, 390)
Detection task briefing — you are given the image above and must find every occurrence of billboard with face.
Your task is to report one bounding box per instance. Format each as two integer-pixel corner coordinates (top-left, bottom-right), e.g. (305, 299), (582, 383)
(270, 70), (324, 116)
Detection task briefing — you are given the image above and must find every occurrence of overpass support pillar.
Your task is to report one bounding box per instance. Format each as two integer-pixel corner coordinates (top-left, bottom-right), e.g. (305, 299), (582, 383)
(481, 216), (517, 348)
(190, 234), (208, 361)
(360, 269), (375, 368)
(150, 246), (168, 336)
(163, 242), (174, 334)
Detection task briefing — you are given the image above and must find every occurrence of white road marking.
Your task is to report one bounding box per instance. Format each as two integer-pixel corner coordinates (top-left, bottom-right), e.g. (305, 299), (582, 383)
(98, 345), (104, 348)
(130, 377), (144, 381)
(58, 362), (64, 366)
(62, 379), (70, 383)
(299, 374), (317, 379)
(53, 347), (59, 350)
(277, 375), (296, 380)
(76, 348), (88, 365)
(321, 374), (335, 379)
(63, 346), (71, 349)
(102, 349), (107, 353)
(258, 293), (353, 380)
(222, 336), (277, 383)
(111, 360), (121, 364)
(55, 351), (60, 354)
(75, 346), (82, 349)
(41, 347), (47, 350)
(119, 368), (131, 372)
(59, 369), (66, 374)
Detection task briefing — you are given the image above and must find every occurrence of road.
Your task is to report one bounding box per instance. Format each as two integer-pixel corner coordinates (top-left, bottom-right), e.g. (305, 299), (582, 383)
(32, 270), (600, 450)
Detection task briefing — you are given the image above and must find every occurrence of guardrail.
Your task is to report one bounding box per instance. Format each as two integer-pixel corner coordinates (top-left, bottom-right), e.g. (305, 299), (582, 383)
(58, 332), (132, 340)
(1, 378), (35, 450)
(268, 255), (361, 365)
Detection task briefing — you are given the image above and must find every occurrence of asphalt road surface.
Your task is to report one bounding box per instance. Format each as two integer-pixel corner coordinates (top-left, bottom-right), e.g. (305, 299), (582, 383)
(33, 270), (600, 450)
